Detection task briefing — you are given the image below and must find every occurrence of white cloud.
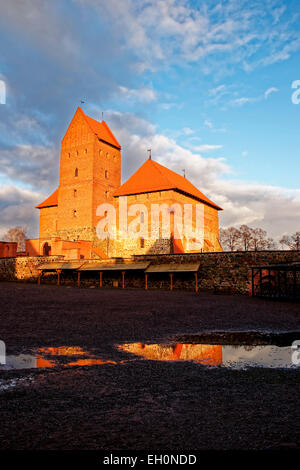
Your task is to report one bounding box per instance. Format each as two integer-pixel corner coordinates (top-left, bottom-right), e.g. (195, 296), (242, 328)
(264, 87), (279, 99)
(229, 96), (257, 107)
(191, 144), (223, 153)
(118, 85), (157, 103)
(75, 0), (300, 72)
(0, 145), (59, 189)
(0, 185), (42, 239)
(183, 127), (194, 135)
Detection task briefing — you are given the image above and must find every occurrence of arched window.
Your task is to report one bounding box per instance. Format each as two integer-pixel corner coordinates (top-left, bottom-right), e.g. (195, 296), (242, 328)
(106, 152), (109, 158)
(74, 189), (77, 197)
(73, 209), (77, 217)
(140, 212), (144, 223)
(43, 242), (51, 256)
(105, 190), (109, 199)
(76, 150), (79, 156)
(140, 237), (145, 248)
(75, 168), (78, 177)
(105, 170), (108, 179)
(99, 149), (103, 156)
(68, 152), (71, 158)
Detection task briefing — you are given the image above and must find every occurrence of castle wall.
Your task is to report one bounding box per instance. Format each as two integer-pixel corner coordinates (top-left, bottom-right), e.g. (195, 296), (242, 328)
(110, 189), (221, 257)
(0, 242), (17, 258)
(1, 251), (300, 295)
(39, 206), (58, 238)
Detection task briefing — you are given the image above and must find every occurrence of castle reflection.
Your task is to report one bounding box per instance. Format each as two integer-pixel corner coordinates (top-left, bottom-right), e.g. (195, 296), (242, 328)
(118, 343), (223, 365)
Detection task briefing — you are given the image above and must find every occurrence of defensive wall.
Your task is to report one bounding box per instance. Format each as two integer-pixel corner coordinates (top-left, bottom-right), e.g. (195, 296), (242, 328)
(0, 250), (300, 295)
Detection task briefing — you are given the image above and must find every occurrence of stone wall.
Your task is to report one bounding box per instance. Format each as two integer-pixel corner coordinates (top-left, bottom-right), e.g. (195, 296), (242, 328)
(0, 256), (64, 281)
(133, 250), (300, 295)
(1, 250), (300, 295)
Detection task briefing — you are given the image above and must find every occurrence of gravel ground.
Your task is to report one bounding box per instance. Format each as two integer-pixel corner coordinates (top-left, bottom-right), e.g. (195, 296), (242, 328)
(0, 281), (300, 450)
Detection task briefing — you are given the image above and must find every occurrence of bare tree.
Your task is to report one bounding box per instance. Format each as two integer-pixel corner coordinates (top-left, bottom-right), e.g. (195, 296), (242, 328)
(4, 226), (27, 251)
(280, 232), (300, 250)
(239, 225), (253, 251)
(252, 228), (276, 251)
(219, 227), (241, 251)
(220, 225), (276, 251)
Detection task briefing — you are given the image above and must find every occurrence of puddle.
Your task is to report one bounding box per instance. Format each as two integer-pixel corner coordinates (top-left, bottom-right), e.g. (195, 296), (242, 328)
(117, 342), (300, 369)
(1, 335), (300, 372)
(0, 346), (115, 370)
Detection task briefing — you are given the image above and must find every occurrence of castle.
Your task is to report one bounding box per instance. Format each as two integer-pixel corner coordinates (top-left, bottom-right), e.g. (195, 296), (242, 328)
(25, 107), (222, 259)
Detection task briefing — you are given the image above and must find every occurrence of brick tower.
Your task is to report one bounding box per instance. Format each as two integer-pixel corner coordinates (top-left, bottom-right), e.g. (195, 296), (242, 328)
(37, 107), (121, 242)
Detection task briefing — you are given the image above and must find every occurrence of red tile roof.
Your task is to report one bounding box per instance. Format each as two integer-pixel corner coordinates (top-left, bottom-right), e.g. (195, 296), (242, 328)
(36, 188), (58, 209)
(79, 107), (121, 149)
(113, 159), (222, 210)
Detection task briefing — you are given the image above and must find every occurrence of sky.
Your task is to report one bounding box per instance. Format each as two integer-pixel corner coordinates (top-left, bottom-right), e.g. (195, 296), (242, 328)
(0, 0), (299, 241)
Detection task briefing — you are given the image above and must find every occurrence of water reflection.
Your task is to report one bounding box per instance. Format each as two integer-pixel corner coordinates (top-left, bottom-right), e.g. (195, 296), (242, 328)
(118, 343), (222, 365)
(1, 343), (299, 371)
(118, 342), (299, 369)
(0, 346), (114, 370)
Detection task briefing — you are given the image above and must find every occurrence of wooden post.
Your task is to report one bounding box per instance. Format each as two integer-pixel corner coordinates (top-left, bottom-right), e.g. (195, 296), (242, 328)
(194, 272), (198, 293)
(145, 273), (148, 290)
(77, 271), (81, 288)
(251, 268), (254, 297)
(122, 271), (125, 289)
(57, 269), (61, 286)
(99, 271), (103, 288)
(38, 270), (42, 285)
(169, 273), (173, 291)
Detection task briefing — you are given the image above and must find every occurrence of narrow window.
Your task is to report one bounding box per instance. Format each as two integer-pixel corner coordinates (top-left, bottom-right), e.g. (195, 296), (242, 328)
(85, 148), (88, 154)
(99, 149), (102, 156)
(106, 152), (109, 158)
(140, 237), (145, 248)
(75, 168), (78, 177)
(73, 209), (77, 217)
(141, 212), (144, 223)
(76, 150), (79, 156)
(68, 152), (71, 158)
(105, 190), (109, 199)
(74, 189), (77, 197)
(105, 170), (108, 179)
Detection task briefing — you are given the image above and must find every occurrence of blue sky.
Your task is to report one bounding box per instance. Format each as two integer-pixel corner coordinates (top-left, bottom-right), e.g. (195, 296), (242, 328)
(0, 0), (299, 240)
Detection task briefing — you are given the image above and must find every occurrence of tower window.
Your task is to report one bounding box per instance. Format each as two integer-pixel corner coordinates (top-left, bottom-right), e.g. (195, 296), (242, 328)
(68, 152), (71, 158)
(99, 149), (102, 156)
(106, 152), (109, 158)
(141, 212), (144, 223)
(74, 189), (77, 197)
(105, 170), (108, 179)
(140, 237), (145, 248)
(73, 209), (77, 217)
(76, 150), (79, 156)
(105, 190), (109, 199)
(75, 168), (78, 177)
(85, 148), (88, 154)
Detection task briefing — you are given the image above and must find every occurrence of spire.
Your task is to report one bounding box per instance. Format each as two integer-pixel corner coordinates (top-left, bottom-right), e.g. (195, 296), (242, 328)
(147, 148), (152, 160)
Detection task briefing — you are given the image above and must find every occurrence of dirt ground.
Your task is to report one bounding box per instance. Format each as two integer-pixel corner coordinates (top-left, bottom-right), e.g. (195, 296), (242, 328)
(0, 281), (300, 450)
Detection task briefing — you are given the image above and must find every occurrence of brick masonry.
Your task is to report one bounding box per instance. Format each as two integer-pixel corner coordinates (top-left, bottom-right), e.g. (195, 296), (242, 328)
(1, 250), (300, 294)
